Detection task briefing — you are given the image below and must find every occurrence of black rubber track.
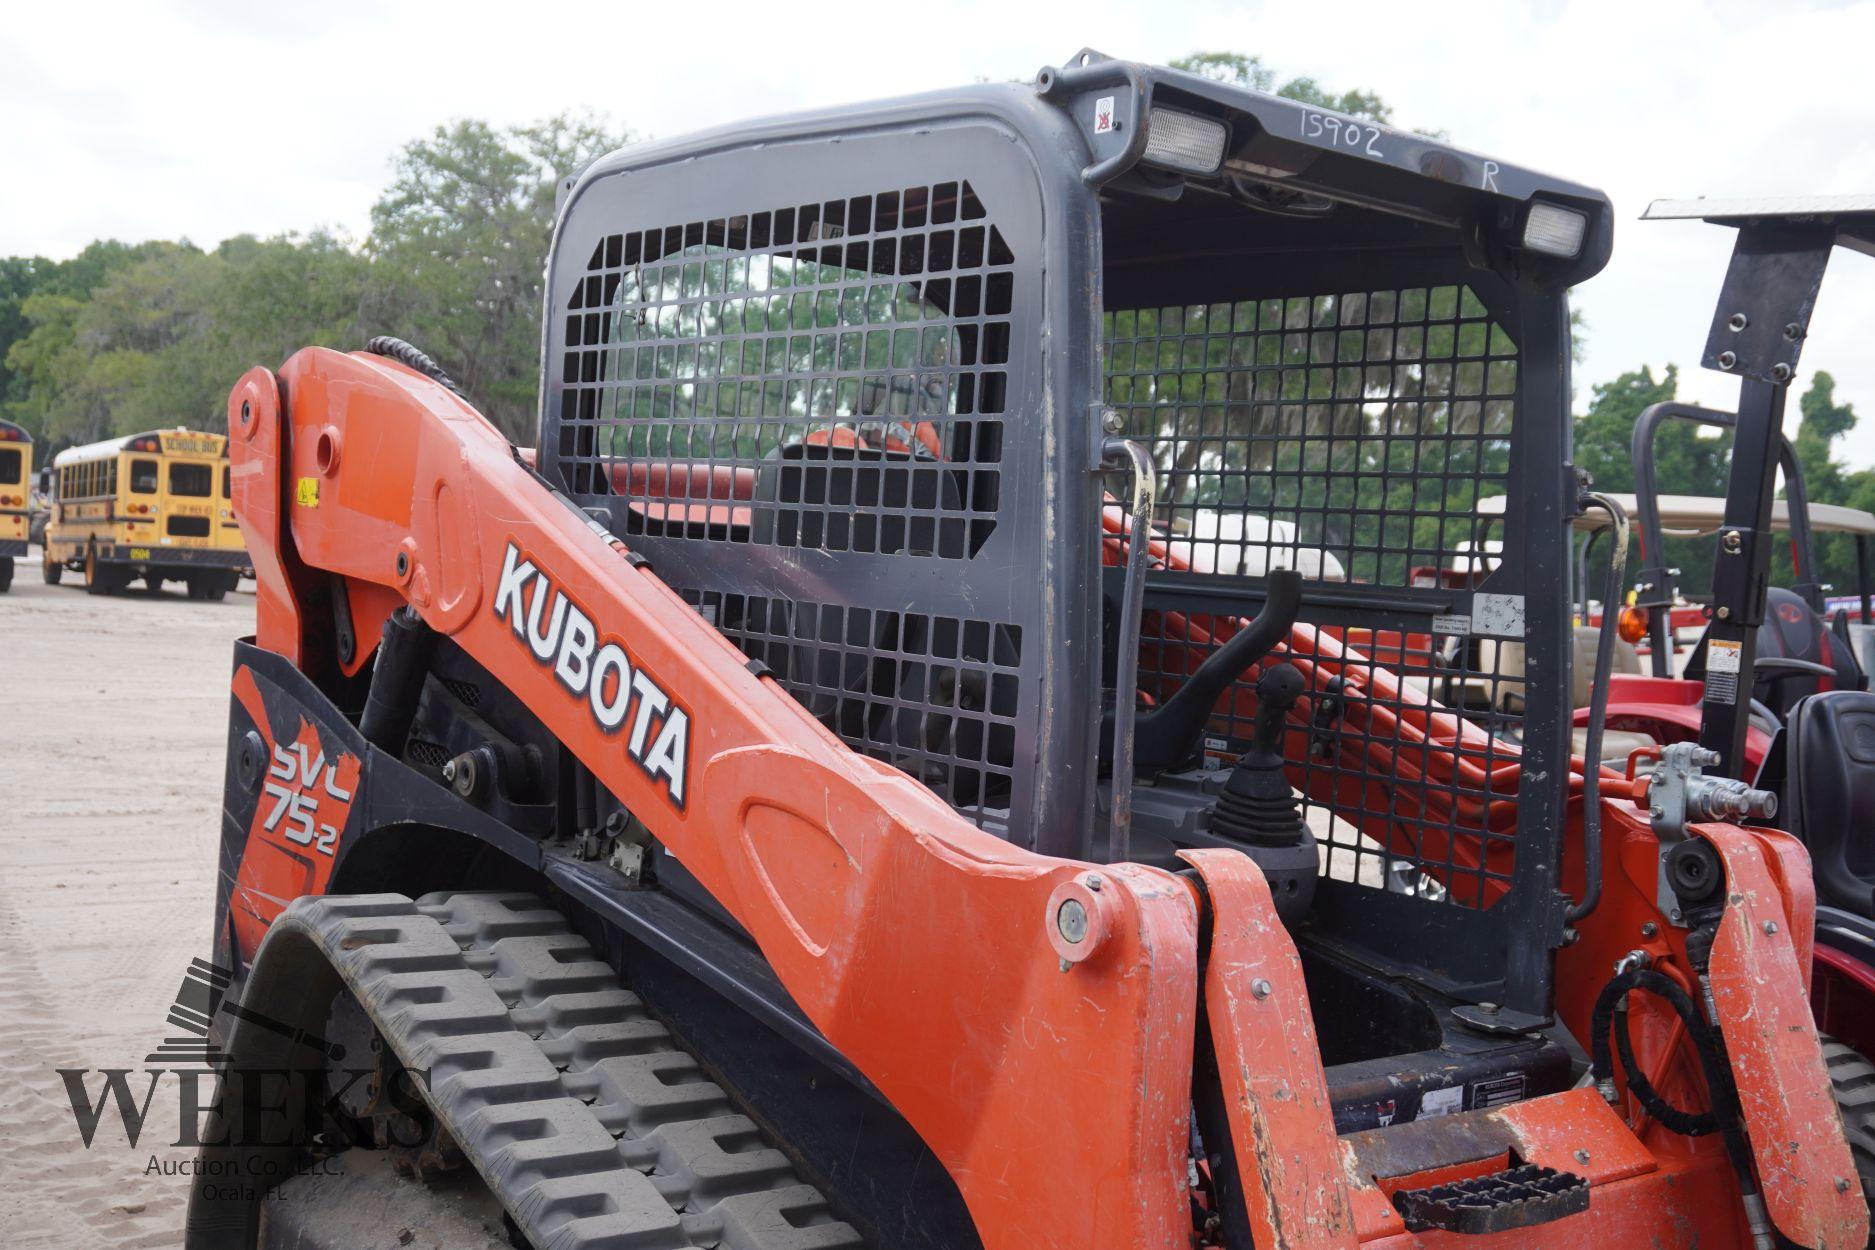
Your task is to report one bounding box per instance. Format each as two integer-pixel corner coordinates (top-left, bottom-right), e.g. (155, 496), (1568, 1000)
(198, 892), (863, 1250)
(1822, 1035), (1875, 1249)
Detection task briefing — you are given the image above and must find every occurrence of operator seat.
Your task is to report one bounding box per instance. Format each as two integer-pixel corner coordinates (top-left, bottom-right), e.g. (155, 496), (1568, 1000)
(1754, 587), (1864, 716)
(1685, 587), (1865, 720)
(1775, 691), (1875, 920)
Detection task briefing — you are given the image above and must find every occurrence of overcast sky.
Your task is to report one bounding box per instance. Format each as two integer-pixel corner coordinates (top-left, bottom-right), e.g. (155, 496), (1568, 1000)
(6, 0), (1873, 462)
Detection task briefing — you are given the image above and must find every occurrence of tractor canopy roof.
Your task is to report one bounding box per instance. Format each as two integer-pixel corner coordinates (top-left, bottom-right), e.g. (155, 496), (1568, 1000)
(1644, 194), (1875, 257)
(562, 49), (1615, 289)
(1481, 491), (1875, 537)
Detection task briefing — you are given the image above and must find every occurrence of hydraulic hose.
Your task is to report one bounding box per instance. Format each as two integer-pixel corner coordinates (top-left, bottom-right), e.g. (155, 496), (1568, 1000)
(364, 336), (464, 397)
(1590, 967), (1720, 1137)
(358, 605), (436, 754)
(1590, 953), (1776, 1248)
(1567, 491), (1630, 924)
(1101, 436), (1156, 864)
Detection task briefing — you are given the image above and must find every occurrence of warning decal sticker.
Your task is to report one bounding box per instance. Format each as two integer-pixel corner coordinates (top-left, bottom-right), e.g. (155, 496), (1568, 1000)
(1705, 638), (1742, 705)
(1420, 1086), (1464, 1119)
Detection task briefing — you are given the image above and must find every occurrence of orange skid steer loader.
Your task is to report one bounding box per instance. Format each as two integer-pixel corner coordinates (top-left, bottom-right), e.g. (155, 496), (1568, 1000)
(185, 51), (1871, 1250)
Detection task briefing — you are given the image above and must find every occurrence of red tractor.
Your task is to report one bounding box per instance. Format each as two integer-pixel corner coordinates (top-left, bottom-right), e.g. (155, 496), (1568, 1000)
(1568, 201), (1875, 1060)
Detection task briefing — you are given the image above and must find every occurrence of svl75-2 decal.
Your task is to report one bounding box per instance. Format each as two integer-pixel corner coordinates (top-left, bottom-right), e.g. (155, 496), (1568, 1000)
(263, 740), (353, 856)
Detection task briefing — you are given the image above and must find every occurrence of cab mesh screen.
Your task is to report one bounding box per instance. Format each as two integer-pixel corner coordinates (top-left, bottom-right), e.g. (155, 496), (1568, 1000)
(555, 183), (1012, 558)
(684, 590), (1023, 815)
(1107, 285), (1525, 906)
(1105, 287), (1516, 584)
(553, 181), (1030, 827)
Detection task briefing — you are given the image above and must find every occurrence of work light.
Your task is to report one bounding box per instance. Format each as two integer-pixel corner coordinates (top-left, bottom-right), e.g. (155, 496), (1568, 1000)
(1142, 108), (1228, 175)
(1522, 201), (1588, 258)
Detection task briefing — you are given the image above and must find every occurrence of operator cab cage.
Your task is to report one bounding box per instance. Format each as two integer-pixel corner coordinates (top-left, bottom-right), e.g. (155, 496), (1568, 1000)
(538, 50), (1614, 1020)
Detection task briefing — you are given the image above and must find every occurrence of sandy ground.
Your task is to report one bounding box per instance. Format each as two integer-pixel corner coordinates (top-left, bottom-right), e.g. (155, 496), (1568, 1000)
(0, 554), (254, 1248)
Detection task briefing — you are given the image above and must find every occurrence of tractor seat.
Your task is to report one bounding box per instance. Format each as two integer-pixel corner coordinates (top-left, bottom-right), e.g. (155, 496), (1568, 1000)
(1686, 587), (1864, 720)
(1756, 587), (1864, 714)
(1571, 624), (1641, 709)
(1778, 691), (1875, 920)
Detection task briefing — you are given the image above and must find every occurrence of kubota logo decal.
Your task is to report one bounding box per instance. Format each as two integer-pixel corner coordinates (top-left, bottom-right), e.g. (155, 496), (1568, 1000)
(493, 542), (690, 808)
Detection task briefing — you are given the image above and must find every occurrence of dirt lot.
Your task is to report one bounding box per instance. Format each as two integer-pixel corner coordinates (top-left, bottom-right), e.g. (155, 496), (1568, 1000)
(0, 557), (253, 1248)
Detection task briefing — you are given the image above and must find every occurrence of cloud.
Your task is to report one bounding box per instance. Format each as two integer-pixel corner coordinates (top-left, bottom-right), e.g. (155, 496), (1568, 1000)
(5, 0), (1873, 460)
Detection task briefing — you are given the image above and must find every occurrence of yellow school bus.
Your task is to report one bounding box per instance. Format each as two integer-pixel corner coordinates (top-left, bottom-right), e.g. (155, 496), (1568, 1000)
(43, 427), (246, 599)
(0, 420), (31, 593)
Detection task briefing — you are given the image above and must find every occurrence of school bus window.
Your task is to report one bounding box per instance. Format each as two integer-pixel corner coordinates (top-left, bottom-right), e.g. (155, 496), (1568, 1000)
(130, 458), (159, 494)
(169, 462), (213, 497)
(221, 465), (231, 498)
(0, 448), (19, 483)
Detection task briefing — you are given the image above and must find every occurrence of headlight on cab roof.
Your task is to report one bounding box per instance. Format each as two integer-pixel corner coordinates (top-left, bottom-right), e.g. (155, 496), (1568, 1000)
(1522, 201), (1588, 258)
(1142, 108), (1228, 176)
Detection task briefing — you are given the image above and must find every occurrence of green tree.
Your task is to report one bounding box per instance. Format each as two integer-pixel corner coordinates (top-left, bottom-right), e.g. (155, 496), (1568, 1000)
(0, 258), (42, 407)
(4, 235), (370, 447)
(364, 113), (630, 439)
(1572, 367), (1875, 607)
(5, 292), (97, 443)
(0, 240), (175, 424)
(3, 110), (627, 452)
(1787, 371), (1867, 596)
(1571, 364), (1736, 596)
(1169, 51), (1392, 123)
(1795, 370), (1854, 490)
(1572, 365), (1699, 495)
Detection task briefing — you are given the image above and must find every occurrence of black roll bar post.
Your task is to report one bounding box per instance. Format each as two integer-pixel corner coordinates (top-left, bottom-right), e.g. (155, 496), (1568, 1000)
(1628, 403), (1819, 679)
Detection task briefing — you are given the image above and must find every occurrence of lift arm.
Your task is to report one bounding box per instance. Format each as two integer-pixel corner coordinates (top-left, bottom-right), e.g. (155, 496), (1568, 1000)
(229, 347), (1201, 1250)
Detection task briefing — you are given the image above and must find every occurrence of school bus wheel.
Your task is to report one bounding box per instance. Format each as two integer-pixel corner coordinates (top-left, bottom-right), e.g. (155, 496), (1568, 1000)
(84, 545), (118, 596)
(0, 556), (12, 594)
(185, 571), (231, 602)
(41, 548), (61, 585)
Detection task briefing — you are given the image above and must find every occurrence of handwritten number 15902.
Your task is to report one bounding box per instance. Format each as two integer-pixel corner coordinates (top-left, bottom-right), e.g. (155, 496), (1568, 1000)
(1301, 110), (1384, 160)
